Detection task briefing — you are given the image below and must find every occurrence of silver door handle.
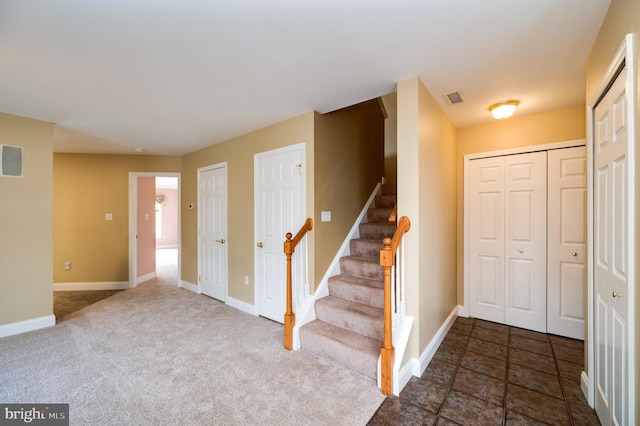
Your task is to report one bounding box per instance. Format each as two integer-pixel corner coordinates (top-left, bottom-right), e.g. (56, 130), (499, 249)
(519, 249), (524, 254)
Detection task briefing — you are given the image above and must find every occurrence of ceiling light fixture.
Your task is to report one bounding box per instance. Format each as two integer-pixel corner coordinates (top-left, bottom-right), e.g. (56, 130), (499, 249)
(134, 148), (144, 153)
(488, 100), (520, 120)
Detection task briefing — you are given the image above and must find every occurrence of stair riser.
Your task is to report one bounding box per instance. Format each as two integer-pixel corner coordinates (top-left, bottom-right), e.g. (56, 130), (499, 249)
(328, 278), (384, 309)
(349, 239), (383, 258)
(339, 258), (383, 281)
(299, 326), (378, 380)
(367, 208), (393, 223)
(375, 194), (396, 208)
(315, 302), (383, 341)
(359, 223), (397, 240)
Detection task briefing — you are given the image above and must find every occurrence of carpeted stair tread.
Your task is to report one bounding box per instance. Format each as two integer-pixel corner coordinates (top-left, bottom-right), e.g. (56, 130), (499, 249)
(328, 274), (384, 308)
(359, 222), (397, 240)
(339, 256), (383, 281)
(349, 238), (385, 258)
(367, 207), (394, 223)
(315, 296), (383, 340)
(299, 320), (381, 380)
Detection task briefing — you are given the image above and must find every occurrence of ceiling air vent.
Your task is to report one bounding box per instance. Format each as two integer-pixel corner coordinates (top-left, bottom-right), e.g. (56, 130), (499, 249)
(444, 91), (465, 105)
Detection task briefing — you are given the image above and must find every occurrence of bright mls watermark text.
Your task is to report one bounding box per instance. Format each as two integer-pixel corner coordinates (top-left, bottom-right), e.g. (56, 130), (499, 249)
(1, 404), (68, 425)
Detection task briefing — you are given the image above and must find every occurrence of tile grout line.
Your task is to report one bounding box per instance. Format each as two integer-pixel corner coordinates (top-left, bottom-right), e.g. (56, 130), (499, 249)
(502, 326), (511, 426)
(433, 319), (474, 423)
(550, 338), (576, 426)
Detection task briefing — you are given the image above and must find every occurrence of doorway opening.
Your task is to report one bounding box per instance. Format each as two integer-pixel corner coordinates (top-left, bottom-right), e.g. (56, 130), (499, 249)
(128, 172), (181, 288)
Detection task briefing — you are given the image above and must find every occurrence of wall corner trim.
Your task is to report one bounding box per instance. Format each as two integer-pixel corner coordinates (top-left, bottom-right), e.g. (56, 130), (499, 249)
(0, 315), (55, 339)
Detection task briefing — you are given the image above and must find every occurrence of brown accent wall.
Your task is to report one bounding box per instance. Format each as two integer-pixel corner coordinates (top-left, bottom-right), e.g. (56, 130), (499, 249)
(313, 100), (385, 289)
(0, 113), (53, 326)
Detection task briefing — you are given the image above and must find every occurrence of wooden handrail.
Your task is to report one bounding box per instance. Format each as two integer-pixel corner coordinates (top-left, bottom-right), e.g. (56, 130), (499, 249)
(379, 215), (410, 395)
(388, 203), (397, 223)
(283, 218), (313, 350)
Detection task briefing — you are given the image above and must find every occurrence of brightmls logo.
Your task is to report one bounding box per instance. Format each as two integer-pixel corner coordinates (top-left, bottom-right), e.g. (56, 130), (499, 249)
(1, 404), (68, 425)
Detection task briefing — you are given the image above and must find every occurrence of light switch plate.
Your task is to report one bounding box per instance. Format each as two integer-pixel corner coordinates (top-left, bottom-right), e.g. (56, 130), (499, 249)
(105, 213), (113, 221)
(321, 211), (331, 222)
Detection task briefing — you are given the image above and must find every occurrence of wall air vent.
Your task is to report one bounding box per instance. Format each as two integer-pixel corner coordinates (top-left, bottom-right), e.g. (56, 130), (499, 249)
(0, 145), (23, 178)
(444, 91), (465, 105)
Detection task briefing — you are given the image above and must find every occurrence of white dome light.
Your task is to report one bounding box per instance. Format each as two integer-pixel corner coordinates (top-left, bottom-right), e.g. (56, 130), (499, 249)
(488, 100), (520, 120)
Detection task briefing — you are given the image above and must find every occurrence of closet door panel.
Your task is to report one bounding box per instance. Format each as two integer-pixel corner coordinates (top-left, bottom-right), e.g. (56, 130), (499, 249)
(547, 146), (586, 339)
(504, 151), (547, 332)
(469, 156), (505, 323)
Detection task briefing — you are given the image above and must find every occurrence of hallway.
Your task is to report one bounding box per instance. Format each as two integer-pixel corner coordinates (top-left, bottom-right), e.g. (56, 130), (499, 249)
(368, 317), (600, 425)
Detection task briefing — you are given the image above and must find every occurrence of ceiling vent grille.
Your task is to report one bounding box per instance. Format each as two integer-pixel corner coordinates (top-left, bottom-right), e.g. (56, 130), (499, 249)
(444, 91), (465, 105)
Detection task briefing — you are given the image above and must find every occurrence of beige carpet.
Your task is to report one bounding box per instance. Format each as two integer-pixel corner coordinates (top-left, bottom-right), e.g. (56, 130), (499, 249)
(0, 272), (384, 425)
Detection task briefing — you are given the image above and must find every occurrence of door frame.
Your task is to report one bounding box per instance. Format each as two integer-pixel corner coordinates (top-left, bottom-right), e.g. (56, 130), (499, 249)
(128, 172), (181, 288)
(585, 32), (636, 421)
(197, 162), (228, 299)
(253, 142), (307, 320)
(462, 139), (586, 318)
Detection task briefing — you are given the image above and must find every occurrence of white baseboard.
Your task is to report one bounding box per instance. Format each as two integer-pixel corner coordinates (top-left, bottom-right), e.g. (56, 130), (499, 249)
(53, 281), (130, 291)
(136, 271), (157, 284)
(581, 371), (592, 407)
(226, 297), (257, 316)
(417, 306), (459, 374)
(178, 280), (199, 294)
(0, 315), (56, 339)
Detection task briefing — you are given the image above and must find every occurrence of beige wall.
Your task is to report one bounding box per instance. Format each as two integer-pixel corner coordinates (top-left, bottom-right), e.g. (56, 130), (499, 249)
(313, 100), (385, 288)
(53, 154), (181, 283)
(397, 77), (457, 363)
(0, 113), (53, 326)
(455, 106), (586, 305)
(181, 112), (315, 304)
(585, 0), (640, 411)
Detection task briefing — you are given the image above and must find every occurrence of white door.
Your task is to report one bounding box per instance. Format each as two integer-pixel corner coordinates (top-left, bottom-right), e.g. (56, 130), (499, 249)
(469, 156), (505, 324)
(469, 152), (547, 332)
(547, 147), (587, 340)
(255, 144), (305, 323)
(198, 164), (227, 301)
(594, 65), (629, 426)
(504, 152), (547, 332)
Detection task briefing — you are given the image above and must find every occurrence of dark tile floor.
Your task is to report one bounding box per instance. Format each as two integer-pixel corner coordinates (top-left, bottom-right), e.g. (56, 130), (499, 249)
(368, 316), (601, 425)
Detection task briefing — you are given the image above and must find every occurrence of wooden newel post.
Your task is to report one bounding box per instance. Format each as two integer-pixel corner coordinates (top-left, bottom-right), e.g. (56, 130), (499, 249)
(284, 232), (295, 350)
(380, 237), (395, 396)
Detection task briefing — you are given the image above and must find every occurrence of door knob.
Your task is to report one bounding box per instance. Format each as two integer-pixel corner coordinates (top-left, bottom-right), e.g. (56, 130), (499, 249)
(612, 291), (624, 298)
(519, 249), (524, 254)
(216, 238), (225, 244)
(257, 242), (263, 248)
(572, 252), (578, 257)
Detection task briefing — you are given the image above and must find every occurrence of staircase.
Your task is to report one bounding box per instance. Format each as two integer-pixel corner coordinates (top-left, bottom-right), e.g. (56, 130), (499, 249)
(299, 184), (397, 380)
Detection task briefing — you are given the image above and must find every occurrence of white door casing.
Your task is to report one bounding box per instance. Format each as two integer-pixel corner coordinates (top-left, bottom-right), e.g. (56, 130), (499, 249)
(198, 164), (228, 301)
(547, 146), (587, 340)
(593, 64), (630, 426)
(254, 143), (305, 323)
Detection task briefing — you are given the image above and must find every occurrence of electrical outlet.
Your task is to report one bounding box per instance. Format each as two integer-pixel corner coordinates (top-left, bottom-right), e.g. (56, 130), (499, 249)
(321, 211), (331, 222)
(64, 261), (71, 270)
(244, 276), (249, 285)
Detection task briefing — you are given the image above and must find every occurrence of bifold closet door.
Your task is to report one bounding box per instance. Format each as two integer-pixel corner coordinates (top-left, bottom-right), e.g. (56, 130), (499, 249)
(469, 152), (547, 332)
(547, 146), (586, 340)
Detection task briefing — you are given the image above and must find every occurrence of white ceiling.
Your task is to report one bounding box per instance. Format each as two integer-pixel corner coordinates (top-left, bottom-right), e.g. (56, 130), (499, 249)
(0, 1), (610, 156)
